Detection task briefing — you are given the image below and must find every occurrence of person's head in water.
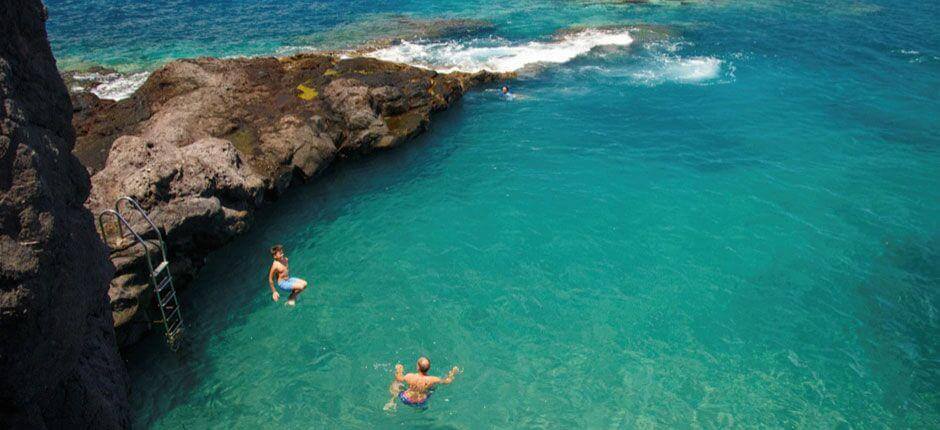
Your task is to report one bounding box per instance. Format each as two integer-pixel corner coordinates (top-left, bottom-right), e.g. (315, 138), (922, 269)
(270, 244), (284, 259)
(501, 86), (509, 94)
(417, 357), (431, 374)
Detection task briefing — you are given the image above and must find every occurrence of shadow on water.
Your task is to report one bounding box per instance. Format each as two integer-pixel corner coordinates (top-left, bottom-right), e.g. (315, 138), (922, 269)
(124, 96), (474, 427)
(277, 100), (472, 228)
(123, 322), (208, 427)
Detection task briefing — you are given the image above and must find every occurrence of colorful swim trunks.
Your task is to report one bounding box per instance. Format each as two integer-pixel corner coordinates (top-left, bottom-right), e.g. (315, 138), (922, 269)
(399, 391), (429, 409)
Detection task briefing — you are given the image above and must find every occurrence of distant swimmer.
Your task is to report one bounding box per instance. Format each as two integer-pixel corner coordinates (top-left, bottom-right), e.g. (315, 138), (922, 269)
(267, 244), (308, 306)
(501, 85), (515, 100)
(384, 357), (459, 411)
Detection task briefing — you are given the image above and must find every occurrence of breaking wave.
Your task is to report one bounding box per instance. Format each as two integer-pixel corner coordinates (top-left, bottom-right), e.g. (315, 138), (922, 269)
(71, 71), (150, 101)
(363, 29), (634, 73)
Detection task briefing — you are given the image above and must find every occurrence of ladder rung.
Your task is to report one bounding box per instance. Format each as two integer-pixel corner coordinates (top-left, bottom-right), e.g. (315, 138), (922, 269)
(166, 310), (182, 333)
(159, 291), (176, 308)
(155, 276), (172, 293)
(167, 327), (182, 343)
(153, 261), (169, 277)
(166, 307), (181, 323)
(166, 322), (183, 346)
(167, 322), (181, 336)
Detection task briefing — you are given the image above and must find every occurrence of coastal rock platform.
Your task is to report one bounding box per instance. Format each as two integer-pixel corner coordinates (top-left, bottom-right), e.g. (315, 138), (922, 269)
(72, 53), (507, 346)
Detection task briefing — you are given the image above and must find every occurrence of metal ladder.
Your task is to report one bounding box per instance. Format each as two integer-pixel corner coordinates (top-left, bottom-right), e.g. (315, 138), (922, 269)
(98, 196), (183, 351)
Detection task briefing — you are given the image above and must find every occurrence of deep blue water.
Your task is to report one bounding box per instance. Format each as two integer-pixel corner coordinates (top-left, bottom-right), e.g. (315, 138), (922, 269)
(45, 0), (940, 427)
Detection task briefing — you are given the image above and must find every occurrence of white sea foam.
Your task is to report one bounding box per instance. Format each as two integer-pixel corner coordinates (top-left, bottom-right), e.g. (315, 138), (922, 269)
(892, 49), (935, 64)
(363, 29), (634, 73)
(92, 72), (149, 100)
(72, 71), (150, 101)
(631, 55), (723, 85)
(571, 53), (724, 85)
(275, 45), (319, 56)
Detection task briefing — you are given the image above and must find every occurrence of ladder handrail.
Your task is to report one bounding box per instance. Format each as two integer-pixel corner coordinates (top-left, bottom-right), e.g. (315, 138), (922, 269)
(97, 200), (183, 352)
(114, 196), (168, 263)
(97, 209), (157, 275)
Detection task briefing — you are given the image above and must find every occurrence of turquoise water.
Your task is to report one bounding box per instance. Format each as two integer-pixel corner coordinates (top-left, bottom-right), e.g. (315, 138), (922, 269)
(46, 0), (940, 427)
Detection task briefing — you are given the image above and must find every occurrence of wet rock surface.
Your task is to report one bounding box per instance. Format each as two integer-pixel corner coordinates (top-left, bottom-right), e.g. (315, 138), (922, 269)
(73, 53), (507, 347)
(0, 0), (130, 427)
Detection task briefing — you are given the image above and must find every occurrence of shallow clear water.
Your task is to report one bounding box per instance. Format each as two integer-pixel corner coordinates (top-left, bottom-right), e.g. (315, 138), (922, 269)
(45, 0), (940, 427)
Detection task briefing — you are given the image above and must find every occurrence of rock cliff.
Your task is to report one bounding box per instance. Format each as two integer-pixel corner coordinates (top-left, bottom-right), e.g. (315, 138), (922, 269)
(71, 53), (507, 346)
(0, 0), (130, 428)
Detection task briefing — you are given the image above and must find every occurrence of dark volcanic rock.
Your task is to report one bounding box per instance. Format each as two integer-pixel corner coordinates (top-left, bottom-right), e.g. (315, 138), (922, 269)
(0, 0), (131, 428)
(74, 53), (508, 346)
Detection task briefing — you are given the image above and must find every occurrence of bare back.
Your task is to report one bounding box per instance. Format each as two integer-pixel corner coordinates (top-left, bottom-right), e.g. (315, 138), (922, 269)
(402, 373), (442, 402)
(386, 362), (458, 410)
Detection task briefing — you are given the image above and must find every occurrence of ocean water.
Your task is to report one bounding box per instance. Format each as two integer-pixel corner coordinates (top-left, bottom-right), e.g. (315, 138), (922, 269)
(44, 0), (940, 427)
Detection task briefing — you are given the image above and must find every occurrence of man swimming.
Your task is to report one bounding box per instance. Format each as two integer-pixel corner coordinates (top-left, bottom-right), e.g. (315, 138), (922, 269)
(267, 244), (308, 306)
(500, 85), (515, 100)
(384, 357), (459, 411)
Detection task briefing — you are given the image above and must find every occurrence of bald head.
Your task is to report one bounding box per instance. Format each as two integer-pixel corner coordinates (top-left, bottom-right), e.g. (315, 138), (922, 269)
(417, 357), (431, 373)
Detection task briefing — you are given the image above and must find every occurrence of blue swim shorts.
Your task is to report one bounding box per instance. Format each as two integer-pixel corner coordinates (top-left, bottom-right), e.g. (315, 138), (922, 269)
(277, 277), (303, 291)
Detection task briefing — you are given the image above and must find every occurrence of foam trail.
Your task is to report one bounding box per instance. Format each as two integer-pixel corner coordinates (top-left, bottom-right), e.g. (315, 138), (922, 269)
(632, 56), (722, 85)
(662, 56), (722, 82)
(364, 29), (634, 73)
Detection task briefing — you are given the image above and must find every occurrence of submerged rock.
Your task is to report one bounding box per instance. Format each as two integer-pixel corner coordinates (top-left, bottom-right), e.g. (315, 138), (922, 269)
(555, 23), (675, 41)
(292, 16), (496, 53)
(74, 53), (508, 347)
(0, 0), (130, 427)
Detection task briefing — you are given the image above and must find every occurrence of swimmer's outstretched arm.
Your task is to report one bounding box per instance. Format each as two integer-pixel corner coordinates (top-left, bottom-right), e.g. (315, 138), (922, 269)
(385, 364), (406, 411)
(394, 364), (405, 382)
(440, 366), (459, 385)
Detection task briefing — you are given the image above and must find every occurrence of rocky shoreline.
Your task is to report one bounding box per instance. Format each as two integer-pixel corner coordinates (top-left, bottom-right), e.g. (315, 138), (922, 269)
(69, 52), (509, 347)
(2, 3), (507, 424)
(1, 1), (131, 427)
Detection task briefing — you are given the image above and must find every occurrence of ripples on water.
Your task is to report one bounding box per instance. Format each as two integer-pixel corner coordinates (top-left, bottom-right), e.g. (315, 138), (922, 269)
(44, 0), (940, 427)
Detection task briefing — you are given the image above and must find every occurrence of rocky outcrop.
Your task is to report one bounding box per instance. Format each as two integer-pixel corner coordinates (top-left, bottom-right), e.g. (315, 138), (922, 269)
(0, 0), (130, 428)
(73, 53), (508, 346)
